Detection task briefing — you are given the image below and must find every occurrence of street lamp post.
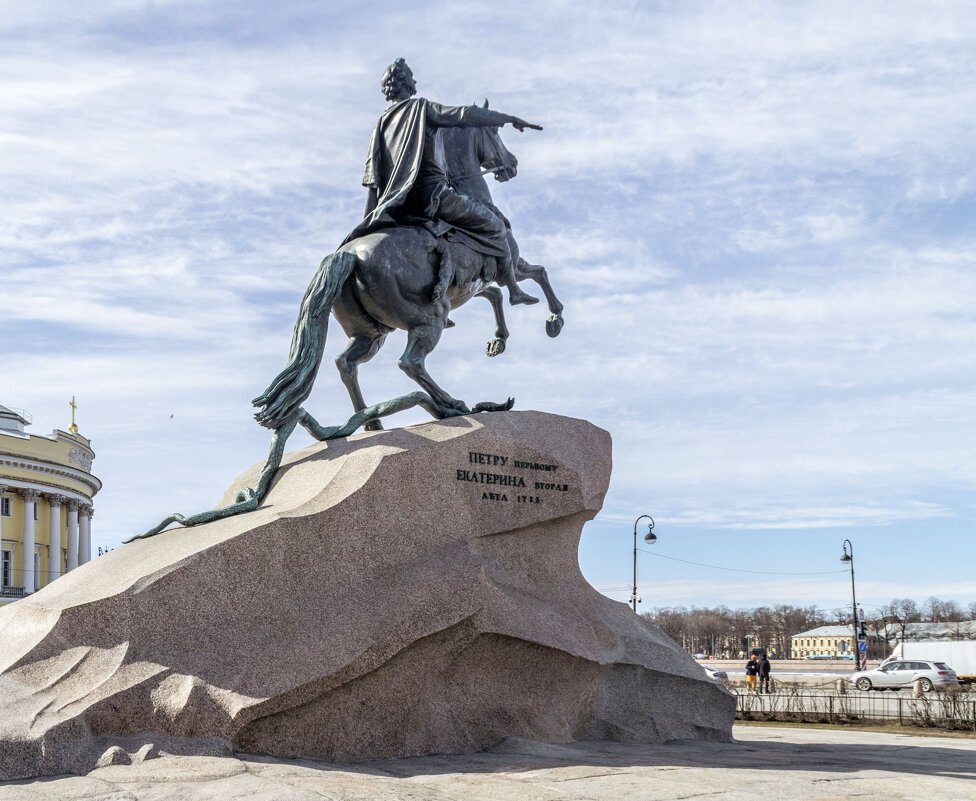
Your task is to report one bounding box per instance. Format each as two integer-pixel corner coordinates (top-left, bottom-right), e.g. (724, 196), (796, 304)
(631, 515), (656, 613)
(840, 539), (860, 670)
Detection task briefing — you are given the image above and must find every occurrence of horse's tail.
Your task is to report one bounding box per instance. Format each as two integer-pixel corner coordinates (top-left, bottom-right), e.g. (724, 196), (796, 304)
(252, 250), (358, 429)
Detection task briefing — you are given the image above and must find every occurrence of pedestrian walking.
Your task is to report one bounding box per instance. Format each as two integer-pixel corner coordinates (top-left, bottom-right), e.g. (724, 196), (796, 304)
(758, 653), (771, 693)
(745, 653), (759, 692)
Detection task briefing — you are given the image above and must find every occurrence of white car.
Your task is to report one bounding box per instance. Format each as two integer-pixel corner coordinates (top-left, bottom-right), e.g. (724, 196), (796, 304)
(702, 666), (728, 683)
(853, 660), (958, 692)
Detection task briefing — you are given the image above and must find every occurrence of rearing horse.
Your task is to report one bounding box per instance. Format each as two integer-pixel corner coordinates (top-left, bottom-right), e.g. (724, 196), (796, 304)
(134, 123), (563, 538)
(255, 120), (563, 433)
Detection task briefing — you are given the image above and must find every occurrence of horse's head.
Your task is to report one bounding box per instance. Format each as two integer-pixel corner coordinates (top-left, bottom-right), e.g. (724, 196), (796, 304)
(479, 99), (518, 182)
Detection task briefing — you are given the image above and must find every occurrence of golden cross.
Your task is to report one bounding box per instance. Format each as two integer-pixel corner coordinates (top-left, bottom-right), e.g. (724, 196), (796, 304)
(69, 396), (78, 434)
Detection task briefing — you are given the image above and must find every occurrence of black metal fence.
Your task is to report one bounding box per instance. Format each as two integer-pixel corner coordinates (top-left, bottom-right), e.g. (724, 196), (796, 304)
(733, 687), (976, 731)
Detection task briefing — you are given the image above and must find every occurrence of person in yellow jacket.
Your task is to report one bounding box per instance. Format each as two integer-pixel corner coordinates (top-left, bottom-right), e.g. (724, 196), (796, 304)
(745, 653), (759, 691)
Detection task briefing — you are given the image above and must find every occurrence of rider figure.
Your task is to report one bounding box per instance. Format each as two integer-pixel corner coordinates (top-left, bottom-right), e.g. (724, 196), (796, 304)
(344, 58), (540, 306)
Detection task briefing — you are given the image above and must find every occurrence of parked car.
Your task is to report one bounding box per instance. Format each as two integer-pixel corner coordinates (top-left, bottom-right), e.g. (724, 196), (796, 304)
(702, 666), (728, 684)
(852, 660), (958, 692)
(886, 641), (976, 685)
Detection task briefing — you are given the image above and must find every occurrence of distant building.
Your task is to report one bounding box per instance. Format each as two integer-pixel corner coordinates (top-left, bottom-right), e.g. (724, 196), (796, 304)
(0, 402), (101, 603)
(894, 621), (976, 641)
(790, 624), (888, 660)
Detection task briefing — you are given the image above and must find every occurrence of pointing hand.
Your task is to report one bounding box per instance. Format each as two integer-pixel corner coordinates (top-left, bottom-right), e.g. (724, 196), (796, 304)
(508, 116), (543, 132)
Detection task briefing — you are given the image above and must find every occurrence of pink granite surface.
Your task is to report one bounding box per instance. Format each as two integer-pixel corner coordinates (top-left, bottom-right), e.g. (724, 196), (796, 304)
(0, 411), (733, 780)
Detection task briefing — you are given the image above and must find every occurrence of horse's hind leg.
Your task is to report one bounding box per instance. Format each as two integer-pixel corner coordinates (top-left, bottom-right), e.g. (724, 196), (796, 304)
(399, 321), (470, 415)
(477, 286), (509, 357)
(335, 332), (388, 431)
(514, 257), (564, 337)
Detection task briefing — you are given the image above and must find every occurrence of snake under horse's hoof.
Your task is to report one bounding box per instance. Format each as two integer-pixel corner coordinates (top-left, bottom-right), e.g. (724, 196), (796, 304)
(128, 394), (515, 542)
(128, 489), (261, 541)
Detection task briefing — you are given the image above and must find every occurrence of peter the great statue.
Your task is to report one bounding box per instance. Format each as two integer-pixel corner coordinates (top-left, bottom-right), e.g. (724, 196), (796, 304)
(137, 58), (565, 538)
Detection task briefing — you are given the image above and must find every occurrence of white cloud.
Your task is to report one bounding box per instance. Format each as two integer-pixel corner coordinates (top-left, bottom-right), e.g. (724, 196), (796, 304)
(2, 1), (974, 605)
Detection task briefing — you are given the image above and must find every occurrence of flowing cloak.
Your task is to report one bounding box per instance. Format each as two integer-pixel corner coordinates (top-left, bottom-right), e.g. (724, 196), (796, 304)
(341, 97), (511, 249)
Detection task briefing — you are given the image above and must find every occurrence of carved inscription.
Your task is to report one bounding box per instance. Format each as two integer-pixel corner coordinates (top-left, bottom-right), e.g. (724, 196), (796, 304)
(457, 451), (569, 505)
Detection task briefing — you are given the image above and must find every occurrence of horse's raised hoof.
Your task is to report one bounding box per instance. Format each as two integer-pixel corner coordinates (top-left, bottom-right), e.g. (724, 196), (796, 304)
(545, 313), (564, 338)
(486, 338), (506, 357)
(365, 419), (384, 431)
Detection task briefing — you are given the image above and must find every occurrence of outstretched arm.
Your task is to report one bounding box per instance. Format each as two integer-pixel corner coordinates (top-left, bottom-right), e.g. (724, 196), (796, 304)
(426, 101), (542, 132)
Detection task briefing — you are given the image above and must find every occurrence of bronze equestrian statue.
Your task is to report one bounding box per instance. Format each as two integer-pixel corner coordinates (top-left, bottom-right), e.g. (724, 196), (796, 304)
(135, 59), (564, 539)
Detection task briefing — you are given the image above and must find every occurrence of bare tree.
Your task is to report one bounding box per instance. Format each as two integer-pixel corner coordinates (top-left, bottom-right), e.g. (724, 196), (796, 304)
(641, 607), (687, 645)
(639, 596), (969, 658)
(923, 597), (964, 623)
(886, 598), (922, 640)
(774, 605), (825, 656)
(943, 599), (965, 623)
(751, 606), (778, 655)
(729, 608), (753, 658)
(698, 610), (728, 657)
(867, 608), (895, 641)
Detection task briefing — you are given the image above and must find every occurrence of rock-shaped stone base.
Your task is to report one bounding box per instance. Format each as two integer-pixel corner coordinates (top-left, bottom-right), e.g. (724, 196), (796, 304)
(0, 411), (734, 780)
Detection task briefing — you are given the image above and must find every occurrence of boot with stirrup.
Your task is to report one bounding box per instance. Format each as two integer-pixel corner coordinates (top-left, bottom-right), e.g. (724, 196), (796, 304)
(498, 259), (538, 306)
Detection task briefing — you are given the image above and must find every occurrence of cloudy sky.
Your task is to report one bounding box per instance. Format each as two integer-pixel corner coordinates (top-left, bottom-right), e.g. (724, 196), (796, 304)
(3, 1), (974, 617)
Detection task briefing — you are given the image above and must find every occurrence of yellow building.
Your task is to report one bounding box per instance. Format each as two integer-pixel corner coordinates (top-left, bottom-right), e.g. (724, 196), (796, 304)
(790, 625), (856, 658)
(790, 624), (888, 660)
(0, 402), (101, 603)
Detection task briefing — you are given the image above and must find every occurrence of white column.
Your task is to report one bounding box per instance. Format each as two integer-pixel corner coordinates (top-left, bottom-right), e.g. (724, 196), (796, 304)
(66, 499), (80, 572)
(19, 488), (40, 594)
(46, 494), (65, 583)
(79, 505), (92, 566)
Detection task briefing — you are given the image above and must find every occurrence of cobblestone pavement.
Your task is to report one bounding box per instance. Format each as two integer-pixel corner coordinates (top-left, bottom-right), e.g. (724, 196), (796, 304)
(2, 725), (974, 800)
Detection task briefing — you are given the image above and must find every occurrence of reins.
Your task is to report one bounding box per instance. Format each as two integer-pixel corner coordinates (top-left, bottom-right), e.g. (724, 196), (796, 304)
(450, 126), (509, 183)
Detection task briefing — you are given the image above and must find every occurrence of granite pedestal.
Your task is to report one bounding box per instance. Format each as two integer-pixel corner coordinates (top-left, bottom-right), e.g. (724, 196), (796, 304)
(0, 411), (733, 780)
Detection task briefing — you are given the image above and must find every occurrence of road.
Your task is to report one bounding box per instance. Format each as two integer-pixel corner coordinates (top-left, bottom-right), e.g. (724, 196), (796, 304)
(5, 726), (974, 801)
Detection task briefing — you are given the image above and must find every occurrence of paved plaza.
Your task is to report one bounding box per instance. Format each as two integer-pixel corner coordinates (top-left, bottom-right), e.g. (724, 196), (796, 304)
(1, 725), (973, 800)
